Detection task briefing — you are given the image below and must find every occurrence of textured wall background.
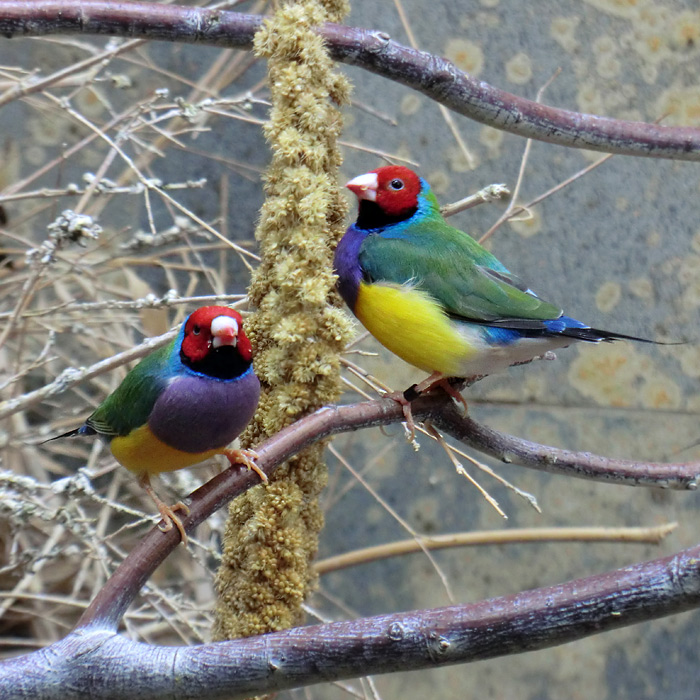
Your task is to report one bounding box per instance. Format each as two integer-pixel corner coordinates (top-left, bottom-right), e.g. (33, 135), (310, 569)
(321, 1), (700, 698)
(1, 0), (699, 698)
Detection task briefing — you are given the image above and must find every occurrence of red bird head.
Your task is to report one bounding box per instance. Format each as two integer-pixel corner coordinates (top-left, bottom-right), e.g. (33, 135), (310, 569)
(346, 165), (422, 219)
(181, 306), (252, 366)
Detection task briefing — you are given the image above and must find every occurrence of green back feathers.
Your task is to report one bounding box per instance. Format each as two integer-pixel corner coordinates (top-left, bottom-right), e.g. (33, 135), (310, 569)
(87, 340), (175, 438)
(359, 192), (562, 323)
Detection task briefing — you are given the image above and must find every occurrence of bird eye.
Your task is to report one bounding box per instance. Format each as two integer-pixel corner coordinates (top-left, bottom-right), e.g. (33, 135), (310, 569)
(192, 325), (201, 335)
(389, 179), (404, 190)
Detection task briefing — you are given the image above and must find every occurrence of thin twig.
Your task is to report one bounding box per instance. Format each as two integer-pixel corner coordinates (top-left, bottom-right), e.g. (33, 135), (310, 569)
(479, 68), (560, 243)
(440, 183), (510, 218)
(329, 443), (455, 602)
(0, 329), (176, 422)
(423, 421), (506, 519)
(314, 522), (678, 574)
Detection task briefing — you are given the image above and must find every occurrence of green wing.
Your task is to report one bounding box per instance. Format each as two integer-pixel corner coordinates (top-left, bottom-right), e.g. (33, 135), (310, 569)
(359, 217), (562, 323)
(86, 340), (175, 437)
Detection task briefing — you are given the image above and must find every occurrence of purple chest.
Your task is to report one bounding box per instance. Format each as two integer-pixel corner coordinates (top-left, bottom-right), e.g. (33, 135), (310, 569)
(148, 369), (260, 453)
(334, 226), (367, 312)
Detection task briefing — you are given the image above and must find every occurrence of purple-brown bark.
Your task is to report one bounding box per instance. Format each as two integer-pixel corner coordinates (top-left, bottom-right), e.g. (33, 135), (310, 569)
(0, 1), (699, 159)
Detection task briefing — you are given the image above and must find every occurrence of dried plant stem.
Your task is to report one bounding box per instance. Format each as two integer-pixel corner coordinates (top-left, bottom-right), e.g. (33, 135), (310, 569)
(0, 293), (246, 320)
(478, 68), (560, 243)
(45, 92), (258, 262)
(0, 33), (145, 110)
(423, 421), (507, 519)
(0, 330), (176, 422)
(329, 442), (455, 601)
(391, 0), (476, 169)
(0, 179), (207, 204)
(440, 183), (510, 218)
(314, 522), (679, 574)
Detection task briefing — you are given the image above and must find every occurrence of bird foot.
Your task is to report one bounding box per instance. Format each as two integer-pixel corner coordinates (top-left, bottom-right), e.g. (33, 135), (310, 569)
(138, 473), (190, 545)
(398, 372), (471, 427)
(223, 448), (267, 483)
(409, 373), (469, 416)
(384, 389), (419, 443)
(156, 501), (190, 545)
(386, 373), (470, 443)
(434, 378), (469, 416)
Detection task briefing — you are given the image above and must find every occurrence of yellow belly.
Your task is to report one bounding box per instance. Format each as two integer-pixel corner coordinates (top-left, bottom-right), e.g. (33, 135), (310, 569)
(110, 424), (220, 476)
(354, 281), (475, 376)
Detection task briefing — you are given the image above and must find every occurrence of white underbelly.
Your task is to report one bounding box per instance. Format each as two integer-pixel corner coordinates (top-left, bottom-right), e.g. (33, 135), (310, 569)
(451, 324), (574, 377)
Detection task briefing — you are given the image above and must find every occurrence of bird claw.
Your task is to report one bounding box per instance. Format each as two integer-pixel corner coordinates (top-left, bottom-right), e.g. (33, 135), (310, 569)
(410, 373), (469, 415)
(138, 473), (190, 545)
(436, 378), (469, 416)
(384, 389), (419, 443)
(223, 448), (267, 484)
(155, 501), (190, 544)
(386, 373), (470, 444)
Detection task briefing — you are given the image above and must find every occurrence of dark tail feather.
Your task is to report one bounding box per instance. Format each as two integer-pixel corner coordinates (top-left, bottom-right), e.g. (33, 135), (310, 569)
(40, 425), (96, 445)
(480, 317), (682, 345)
(559, 327), (681, 345)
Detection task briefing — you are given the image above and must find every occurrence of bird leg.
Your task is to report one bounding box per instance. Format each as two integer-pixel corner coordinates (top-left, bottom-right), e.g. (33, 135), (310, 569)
(433, 378), (469, 415)
(388, 372), (470, 442)
(385, 371), (446, 441)
(137, 473), (189, 545)
(409, 372), (469, 414)
(384, 388), (419, 442)
(222, 448), (267, 483)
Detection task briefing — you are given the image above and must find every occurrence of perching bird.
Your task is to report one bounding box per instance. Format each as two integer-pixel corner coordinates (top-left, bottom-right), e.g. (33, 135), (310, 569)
(49, 306), (262, 543)
(335, 165), (661, 426)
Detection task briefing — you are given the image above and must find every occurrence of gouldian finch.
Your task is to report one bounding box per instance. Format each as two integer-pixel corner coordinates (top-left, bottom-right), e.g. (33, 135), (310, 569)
(51, 306), (262, 543)
(335, 166), (660, 425)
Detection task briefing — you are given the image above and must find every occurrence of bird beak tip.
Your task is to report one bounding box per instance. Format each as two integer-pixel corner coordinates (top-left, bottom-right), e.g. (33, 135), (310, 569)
(211, 316), (239, 348)
(345, 173), (378, 202)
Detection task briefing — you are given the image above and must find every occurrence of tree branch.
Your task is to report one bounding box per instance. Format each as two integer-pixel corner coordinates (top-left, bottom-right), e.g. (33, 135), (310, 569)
(3, 541), (700, 699)
(433, 408), (700, 489)
(1, 3), (699, 695)
(1, 1), (699, 160)
(76, 393), (700, 630)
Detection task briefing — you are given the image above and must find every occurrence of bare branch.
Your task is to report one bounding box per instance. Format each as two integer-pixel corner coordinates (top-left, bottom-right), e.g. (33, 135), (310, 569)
(0, 1), (699, 160)
(74, 393), (700, 630)
(433, 407), (700, 489)
(2, 539), (700, 699)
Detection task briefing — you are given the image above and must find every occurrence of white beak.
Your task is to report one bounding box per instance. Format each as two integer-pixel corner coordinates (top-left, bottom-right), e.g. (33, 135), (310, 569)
(346, 172), (378, 202)
(211, 315), (239, 348)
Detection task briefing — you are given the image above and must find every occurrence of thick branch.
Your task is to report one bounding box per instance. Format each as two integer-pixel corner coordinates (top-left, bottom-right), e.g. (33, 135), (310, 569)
(77, 393), (700, 630)
(3, 542), (700, 699)
(0, 1), (699, 160)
